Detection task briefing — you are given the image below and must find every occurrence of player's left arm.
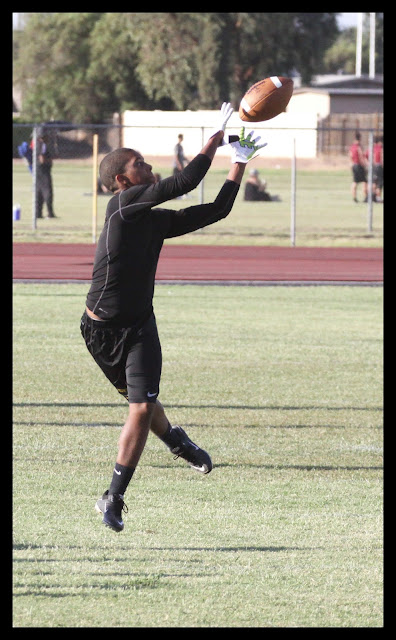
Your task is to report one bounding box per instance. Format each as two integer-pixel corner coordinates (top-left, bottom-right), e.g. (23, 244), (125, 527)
(163, 179), (241, 238)
(164, 128), (267, 238)
(118, 152), (212, 215)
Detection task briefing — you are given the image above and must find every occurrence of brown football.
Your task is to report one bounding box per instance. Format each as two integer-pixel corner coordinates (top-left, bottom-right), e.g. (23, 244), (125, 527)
(239, 76), (294, 122)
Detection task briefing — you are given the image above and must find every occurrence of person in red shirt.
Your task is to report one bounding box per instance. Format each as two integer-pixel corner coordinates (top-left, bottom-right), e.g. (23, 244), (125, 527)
(349, 132), (368, 203)
(364, 135), (384, 203)
(373, 136), (383, 203)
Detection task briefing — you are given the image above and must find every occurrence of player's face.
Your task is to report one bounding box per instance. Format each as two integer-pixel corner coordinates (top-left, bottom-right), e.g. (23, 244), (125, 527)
(117, 153), (156, 188)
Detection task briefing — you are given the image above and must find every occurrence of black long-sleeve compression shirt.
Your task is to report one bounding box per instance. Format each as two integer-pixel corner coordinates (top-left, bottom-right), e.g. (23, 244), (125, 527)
(86, 153), (240, 327)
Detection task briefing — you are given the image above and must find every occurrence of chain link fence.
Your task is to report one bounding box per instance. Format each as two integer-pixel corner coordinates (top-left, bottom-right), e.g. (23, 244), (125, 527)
(12, 121), (383, 247)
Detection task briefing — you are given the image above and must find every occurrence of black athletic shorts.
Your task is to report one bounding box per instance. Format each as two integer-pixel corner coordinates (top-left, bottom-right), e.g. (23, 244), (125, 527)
(373, 165), (383, 189)
(352, 164), (367, 183)
(80, 311), (162, 403)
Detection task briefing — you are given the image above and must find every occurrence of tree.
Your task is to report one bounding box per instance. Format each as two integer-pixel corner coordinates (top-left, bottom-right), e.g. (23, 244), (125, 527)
(133, 13), (203, 110)
(192, 14), (228, 109)
(13, 13), (104, 122)
(200, 13), (339, 105)
(14, 12), (341, 122)
(86, 14), (153, 117)
(291, 13), (339, 83)
(323, 13), (383, 75)
(323, 31), (358, 74)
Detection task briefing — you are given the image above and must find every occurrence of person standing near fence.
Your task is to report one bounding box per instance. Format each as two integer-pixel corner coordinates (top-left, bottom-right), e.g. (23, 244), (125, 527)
(173, 133), (188, 176)
(372, 135), (383, 203)
(349, 132), (368, 203)
(32, 128), (57, 218)
(80, 104), (267, 533)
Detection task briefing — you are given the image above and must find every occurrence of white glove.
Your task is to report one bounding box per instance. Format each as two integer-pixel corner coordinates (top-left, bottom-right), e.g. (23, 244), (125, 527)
(230, 127), (268, 163)
(209, 102), (234, 144)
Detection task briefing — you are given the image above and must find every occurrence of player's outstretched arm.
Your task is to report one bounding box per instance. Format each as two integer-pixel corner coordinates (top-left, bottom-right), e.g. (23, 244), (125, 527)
(226, 163), (246, 185)
(227, 127), (268, 184)
(200, 102), (234, 160)
(139, 102), (234, 201)
(200, 131), (225, 161)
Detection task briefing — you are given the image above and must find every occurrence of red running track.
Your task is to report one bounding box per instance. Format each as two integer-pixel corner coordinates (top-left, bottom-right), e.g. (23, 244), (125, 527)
(13, 243), (383, 284)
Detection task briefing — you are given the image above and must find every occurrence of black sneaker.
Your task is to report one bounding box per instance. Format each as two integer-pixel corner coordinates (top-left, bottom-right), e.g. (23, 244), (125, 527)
(95, 490), (128, 532)
(170, 426), (212, 474)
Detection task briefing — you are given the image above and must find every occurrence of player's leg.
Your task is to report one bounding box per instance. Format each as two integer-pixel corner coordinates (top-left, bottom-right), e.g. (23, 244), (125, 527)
(95, 316), (162, 532)
(121, 318), (211, 473)
(150, 400), (212, 475)
(41, 167), (55, 217)
(80, 312), (156, 531)
(117, 401), (156, 468)
(95, 401), (156, 532)
(36, 185), (44, 218)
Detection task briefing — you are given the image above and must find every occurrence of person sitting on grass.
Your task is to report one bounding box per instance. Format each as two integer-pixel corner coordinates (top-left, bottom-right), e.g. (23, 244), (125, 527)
(244, 168), (272, 201)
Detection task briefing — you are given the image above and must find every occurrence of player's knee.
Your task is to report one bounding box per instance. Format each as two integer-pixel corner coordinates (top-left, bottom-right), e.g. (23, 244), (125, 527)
(128, 401), (156, 422)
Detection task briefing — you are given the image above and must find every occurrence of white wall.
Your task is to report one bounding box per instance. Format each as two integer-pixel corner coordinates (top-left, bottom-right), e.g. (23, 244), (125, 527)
(287, 92), (330, 118)
(122, 109), (319, 159)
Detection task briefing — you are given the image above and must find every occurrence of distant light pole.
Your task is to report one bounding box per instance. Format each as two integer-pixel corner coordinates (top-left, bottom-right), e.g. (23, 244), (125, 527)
(356, 12), (363, 77)
(369, 13), (376, 78)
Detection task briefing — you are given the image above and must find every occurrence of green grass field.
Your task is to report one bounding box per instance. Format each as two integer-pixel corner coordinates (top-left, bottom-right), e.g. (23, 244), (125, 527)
(13, 283), (383, 627)
(12, 161), (383, 247)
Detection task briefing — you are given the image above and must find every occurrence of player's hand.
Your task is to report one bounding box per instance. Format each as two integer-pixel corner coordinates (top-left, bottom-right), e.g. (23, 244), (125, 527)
(209, 102), (234, 145)
(230, 127), (268, 163)
(218, 102), (234, 133)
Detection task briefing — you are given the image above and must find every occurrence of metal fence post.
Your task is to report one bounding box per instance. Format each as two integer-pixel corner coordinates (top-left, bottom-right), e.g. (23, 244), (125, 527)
(92, 133), (98, 244)
(290, 138), (296, 247)
(367, 131), (374, 233)
(199, 126), (204, 205)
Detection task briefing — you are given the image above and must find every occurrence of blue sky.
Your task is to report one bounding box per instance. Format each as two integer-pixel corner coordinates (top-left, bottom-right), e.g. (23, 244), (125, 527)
(337, 13), (358, 29)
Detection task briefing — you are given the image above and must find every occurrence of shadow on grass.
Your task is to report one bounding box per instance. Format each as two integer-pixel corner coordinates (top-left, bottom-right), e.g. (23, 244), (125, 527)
(14, 401), (382, 412)
(212, 462), (383, 471)
(14, 542), (309, 554)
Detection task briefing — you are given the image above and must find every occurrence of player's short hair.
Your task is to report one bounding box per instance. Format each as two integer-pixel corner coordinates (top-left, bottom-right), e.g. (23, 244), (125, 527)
(99, 148), (137, 192)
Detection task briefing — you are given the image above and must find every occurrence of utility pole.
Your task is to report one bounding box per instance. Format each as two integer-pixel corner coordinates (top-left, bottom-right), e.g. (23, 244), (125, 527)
(355, 13), (363, 77)
(369, 13), (376, 78)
